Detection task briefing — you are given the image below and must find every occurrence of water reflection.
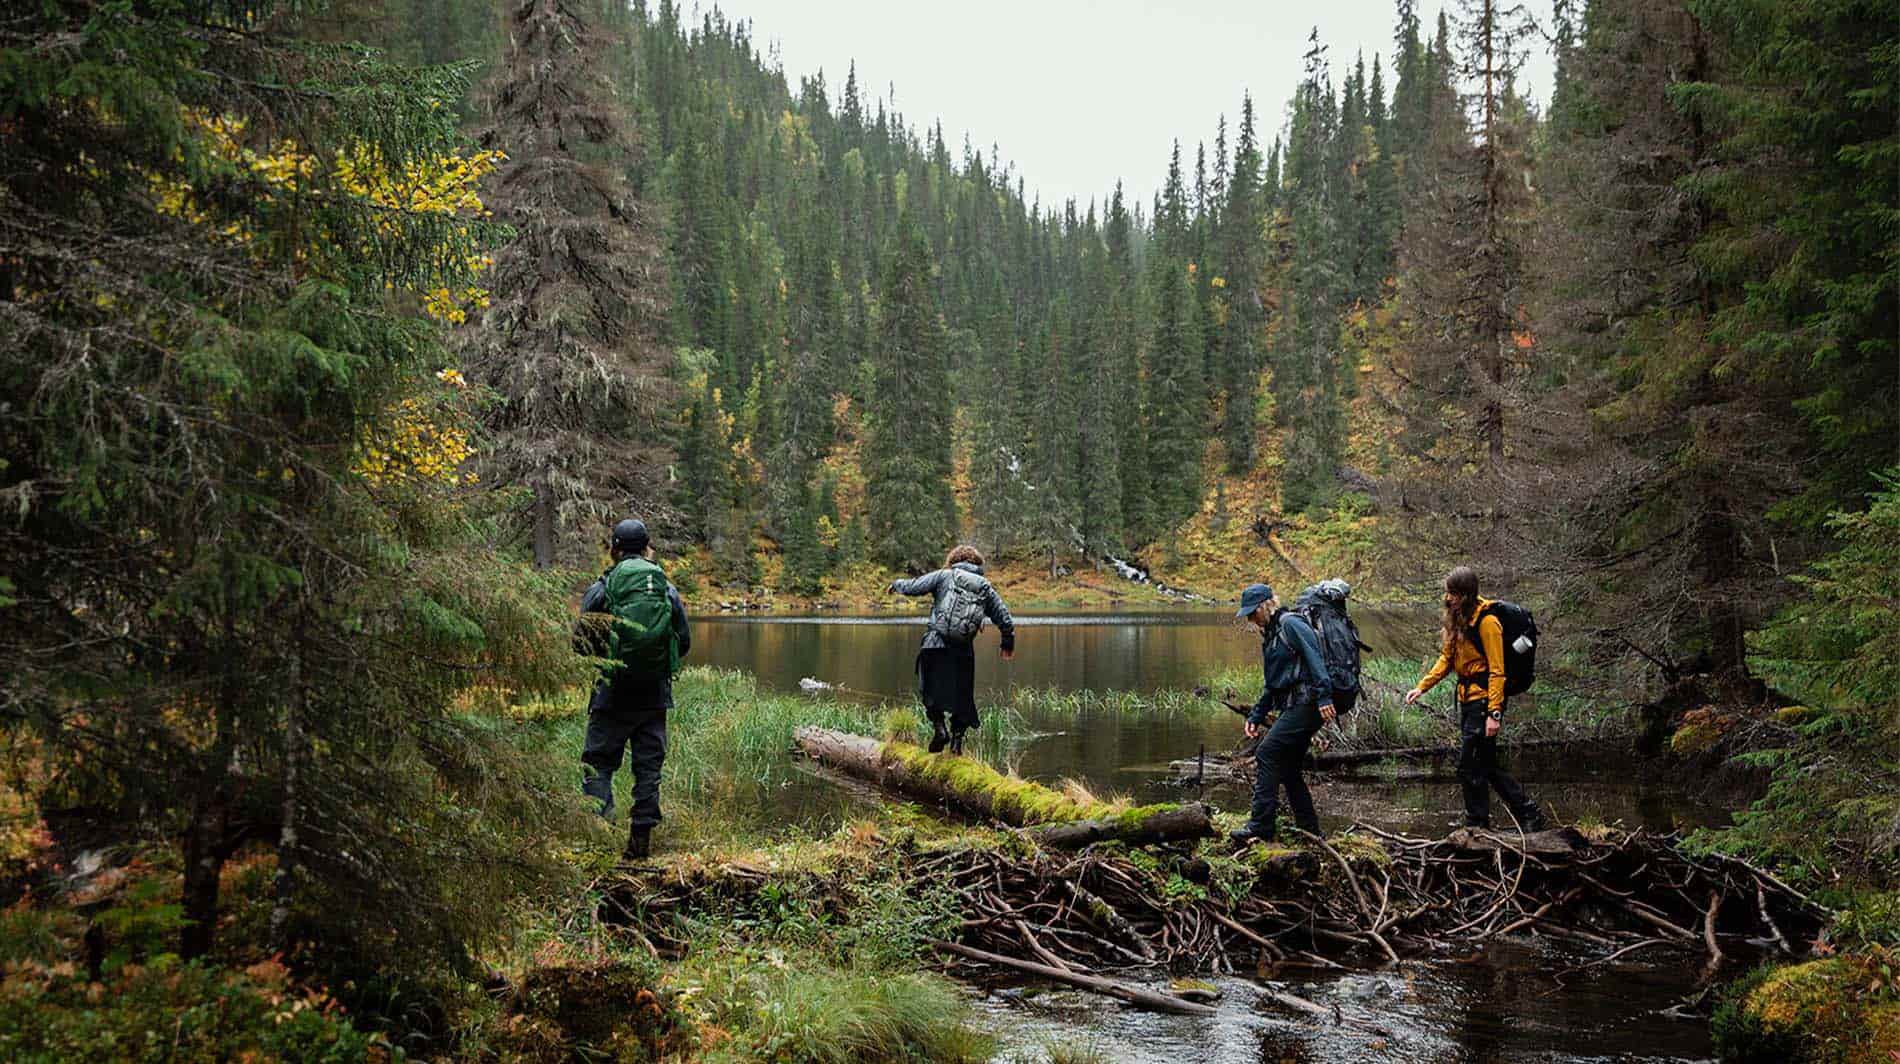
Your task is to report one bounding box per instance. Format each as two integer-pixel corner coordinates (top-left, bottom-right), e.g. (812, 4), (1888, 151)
(695, 609), (1429, 702)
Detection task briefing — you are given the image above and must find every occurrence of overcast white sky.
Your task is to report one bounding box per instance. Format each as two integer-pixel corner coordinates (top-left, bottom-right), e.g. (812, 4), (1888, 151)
(705, 1), (1557, 210)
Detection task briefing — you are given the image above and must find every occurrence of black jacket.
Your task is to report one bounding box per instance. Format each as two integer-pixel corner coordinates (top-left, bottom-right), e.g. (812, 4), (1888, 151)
(1250, 609), (1335, 725)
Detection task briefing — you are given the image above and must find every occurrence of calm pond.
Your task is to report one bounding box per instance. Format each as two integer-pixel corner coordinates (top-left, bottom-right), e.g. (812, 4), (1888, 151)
(692, 611), (1735, 1063)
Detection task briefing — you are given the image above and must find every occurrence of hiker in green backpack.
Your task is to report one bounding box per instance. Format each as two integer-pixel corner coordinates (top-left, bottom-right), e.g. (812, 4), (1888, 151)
(887, 544), (1015, 755)
(579, 519), (690, 861)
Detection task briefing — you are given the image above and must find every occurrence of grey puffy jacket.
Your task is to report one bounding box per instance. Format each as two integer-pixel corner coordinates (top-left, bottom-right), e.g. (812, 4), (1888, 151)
(889, 562), (1016, 653)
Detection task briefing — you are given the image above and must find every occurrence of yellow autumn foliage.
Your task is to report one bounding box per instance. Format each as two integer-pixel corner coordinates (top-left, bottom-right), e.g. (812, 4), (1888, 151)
(353, 368), (478, 487)
(149, 108), (502, 324)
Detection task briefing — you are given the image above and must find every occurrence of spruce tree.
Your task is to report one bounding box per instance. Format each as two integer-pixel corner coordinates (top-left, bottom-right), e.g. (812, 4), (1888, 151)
(1275, 34), (1350, 513)
(865, 222), (957, 570)
(0, 0), (583, 981)
(465, 0), (672, 568)
(1216, 94), (1268, 473)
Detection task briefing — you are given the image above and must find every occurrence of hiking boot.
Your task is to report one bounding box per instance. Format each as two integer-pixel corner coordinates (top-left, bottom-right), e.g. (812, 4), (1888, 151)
(1229, 824), (1274, 847)
(928, 722), (951, 754)
(948, 729), (966, 756)
(623, 825), (651, 862)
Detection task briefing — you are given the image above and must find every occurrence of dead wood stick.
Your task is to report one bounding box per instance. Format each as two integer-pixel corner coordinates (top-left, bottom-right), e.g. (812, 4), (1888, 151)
(1213, 910), (1285, 958)
(1256, 983), (1334, 1020)
(1628, 904), (1698, 940)
(1702, 892), (1724, 969)
(1014, 919), (1076, 974)
(1585, 937), (1675, 968)
(1756, 881), (1794, 955)
(1491, 889), (1574, 938)
(930, 940), (1218, 1016)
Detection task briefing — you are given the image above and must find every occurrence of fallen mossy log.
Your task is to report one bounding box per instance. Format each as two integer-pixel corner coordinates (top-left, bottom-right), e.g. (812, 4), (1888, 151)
(598, 826), (1830, 1002)
(793, 726), (1214, 847)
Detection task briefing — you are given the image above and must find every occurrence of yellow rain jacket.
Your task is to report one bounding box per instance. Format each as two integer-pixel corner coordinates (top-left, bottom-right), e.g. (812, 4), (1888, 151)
(1417, 598), (1508, 714)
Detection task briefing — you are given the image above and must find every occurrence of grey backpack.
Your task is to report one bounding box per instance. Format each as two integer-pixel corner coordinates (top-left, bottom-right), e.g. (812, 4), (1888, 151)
(935, 569), (987, 643)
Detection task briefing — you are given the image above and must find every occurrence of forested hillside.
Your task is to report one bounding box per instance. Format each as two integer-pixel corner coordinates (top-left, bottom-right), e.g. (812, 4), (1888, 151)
(549, 0), (1892, 706)
(1, 1), (1894, 1060)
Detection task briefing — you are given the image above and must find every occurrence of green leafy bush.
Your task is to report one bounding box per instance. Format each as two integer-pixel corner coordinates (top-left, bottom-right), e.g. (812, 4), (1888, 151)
(0, 958), (395, 1063)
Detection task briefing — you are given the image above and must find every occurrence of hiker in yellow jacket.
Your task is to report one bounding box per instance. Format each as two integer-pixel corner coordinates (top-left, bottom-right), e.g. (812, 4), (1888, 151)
(1405, 566), (1548, 831)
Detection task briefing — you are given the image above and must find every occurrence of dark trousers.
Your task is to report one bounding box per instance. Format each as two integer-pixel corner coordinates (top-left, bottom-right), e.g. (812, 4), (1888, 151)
(1458, 700), (1545, 829)
(582, 684), (667, 828)
(917, 647), (979, 732)
(1249, 695), (1324, 838)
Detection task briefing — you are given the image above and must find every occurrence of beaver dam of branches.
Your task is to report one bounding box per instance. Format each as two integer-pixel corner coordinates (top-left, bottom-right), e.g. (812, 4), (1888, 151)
(595, 728), (1828, 1016)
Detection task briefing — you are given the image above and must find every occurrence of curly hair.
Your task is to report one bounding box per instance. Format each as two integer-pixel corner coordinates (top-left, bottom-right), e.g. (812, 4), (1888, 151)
(945, 544), (984, 569)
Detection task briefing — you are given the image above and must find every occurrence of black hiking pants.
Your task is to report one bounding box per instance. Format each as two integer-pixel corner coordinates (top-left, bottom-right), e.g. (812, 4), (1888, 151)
(1248, 691), (1324, 839)
(917, 647), (979, 733)
(582, 682), (667, 828)
(1458, 699), (1545, 830)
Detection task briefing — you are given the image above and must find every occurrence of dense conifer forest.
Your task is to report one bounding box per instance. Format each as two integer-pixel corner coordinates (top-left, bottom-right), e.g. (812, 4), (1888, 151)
(0, 1), (1893, 1060)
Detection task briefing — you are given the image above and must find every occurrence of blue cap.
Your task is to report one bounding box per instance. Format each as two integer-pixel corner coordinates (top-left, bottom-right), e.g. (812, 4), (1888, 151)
(1235, 583), (1275, 618)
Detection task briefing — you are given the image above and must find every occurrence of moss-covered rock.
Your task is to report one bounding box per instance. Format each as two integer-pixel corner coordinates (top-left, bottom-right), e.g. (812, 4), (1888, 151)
(1713, 951), (1900, 1063)
(1775, 705), (1825, 726)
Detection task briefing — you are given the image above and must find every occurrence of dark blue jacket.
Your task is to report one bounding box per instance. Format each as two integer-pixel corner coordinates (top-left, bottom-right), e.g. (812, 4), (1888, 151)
(1250, 608), (1335, 725)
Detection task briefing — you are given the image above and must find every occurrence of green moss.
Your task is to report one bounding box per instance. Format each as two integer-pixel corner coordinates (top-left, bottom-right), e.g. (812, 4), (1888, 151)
(1111, 803), (1184, 833)
(882, 740), (1164, 827)
(1776, 705), (1824, 726)
(1670, 721), (1724, 757)
(1715, 951), (1900, 1064)
(1329, 832), (1393, 868)
(1240, 844), (1303, 869)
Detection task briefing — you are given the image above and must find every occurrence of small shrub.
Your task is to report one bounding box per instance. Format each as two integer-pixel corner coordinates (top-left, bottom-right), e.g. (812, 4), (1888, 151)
(0, 958), (394, 1063)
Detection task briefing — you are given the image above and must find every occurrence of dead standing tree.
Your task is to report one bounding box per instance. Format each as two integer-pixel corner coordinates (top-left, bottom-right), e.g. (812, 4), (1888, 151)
(464, 0), (673, 568)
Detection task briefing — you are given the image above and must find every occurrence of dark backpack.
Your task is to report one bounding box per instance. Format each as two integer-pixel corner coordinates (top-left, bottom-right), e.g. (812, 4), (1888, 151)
(1470, 600), (1538, 696)
(1290, 581), (1370, 714)
(605, 557), (680, 676)
(934, 568), (988, 643)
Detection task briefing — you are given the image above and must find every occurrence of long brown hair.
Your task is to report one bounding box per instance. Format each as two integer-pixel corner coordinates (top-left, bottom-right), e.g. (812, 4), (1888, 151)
(945, 544), (984, 569)
(1439, 566), (1481, 650)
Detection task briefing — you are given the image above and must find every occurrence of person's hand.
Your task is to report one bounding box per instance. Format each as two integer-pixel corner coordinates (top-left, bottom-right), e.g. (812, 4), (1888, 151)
(1485, 714), (1501, 738)
(1404, 688), (1422, 706)
(1000, 648), (1015, 662)
(1319, 703), (1337, 724)
(1244, 720), (1260, 740)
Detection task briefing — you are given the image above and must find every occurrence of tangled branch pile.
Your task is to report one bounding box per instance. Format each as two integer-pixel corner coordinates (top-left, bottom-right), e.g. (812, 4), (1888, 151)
(598, 824), (1827, 1007)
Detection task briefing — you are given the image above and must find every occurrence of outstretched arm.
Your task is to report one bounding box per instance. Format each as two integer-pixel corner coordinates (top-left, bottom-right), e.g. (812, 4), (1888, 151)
(889, 570), (944, 597)
(984, 585), (1016, 655)
(1410, 647), (1453, 703)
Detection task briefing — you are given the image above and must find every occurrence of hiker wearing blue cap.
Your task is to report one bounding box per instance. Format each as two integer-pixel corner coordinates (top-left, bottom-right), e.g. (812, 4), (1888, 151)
(1230, 582), (1337, 845)
(577, 518), (691, 862)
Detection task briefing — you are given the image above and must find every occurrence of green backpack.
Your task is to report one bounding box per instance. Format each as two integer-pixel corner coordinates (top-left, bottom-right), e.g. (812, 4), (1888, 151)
(604, 556), (679, 677)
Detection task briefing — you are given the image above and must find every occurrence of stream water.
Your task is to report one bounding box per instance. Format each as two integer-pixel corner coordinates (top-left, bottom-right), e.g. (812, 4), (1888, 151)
(693, 611), (1734, 1062)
